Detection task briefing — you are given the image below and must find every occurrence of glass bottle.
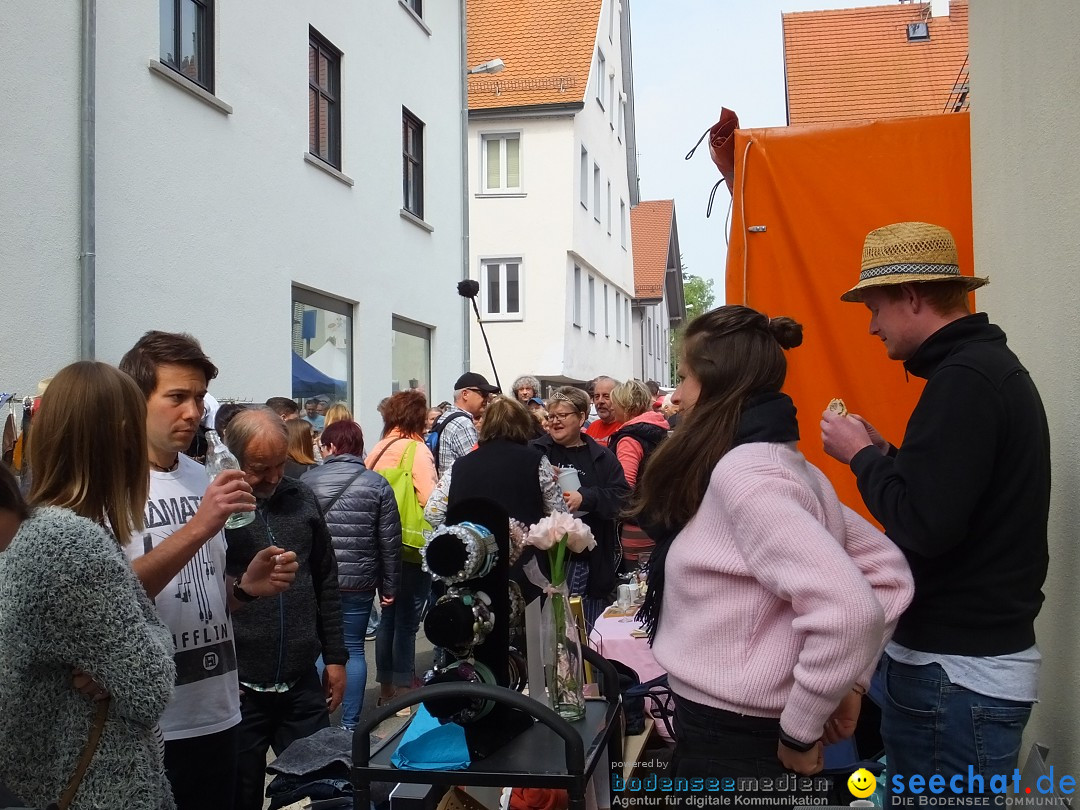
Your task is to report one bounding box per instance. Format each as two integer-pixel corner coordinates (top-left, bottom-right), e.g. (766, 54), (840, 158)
(204, 430), (256, 529)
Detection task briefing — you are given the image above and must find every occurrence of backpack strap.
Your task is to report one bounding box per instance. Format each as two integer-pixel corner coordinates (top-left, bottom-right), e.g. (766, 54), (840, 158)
(431, 411), (472, 471)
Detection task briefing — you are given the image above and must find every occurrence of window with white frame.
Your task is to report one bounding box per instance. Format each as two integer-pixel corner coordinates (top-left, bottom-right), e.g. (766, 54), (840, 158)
(620, 199), (627, 247)
(593, 164), (601, 223)
(606, 182), (612, 234)
(588, 276), (596, 333)
(573, 265), (582, 326)
(481, 259), (523, 320)
(580, 147), (589, 208)
(482, 133), (521, 193)
(624, 299), (630, 343)
(596, 50), (606, 108)
(604, 284), (610, 336)
(615, 292), (622, 343)
(609, 75), (616, 127)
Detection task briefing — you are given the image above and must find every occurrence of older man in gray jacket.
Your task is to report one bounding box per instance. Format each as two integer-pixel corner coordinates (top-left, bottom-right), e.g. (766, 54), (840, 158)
(223, 407), (348, 810)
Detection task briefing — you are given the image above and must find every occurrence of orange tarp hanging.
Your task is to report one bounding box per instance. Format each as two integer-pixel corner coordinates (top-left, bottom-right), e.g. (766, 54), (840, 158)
(725, 113), (973, 524)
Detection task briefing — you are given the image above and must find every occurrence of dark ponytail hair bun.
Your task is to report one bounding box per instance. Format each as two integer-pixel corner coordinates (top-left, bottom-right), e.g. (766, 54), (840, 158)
(768, 316), (803, 350)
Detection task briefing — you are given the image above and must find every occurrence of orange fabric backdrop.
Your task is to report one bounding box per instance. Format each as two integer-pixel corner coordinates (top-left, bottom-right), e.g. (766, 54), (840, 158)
(724, 113), (973, 523)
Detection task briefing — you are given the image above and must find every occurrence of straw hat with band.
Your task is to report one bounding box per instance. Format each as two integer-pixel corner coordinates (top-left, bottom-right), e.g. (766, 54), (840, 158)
(841, 221), (988, 303)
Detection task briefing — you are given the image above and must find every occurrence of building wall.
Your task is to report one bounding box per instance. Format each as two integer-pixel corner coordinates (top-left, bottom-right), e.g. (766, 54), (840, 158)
(0, 2), (82, 393)
(3, 1), (465, 443)
(969, 0), (1080, 771)
(632, 302), (672, 384)
(468, 0), (636, 388)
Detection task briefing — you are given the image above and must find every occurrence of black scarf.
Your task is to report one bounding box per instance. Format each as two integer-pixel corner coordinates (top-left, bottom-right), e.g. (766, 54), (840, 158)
(637, 391), (799, 642)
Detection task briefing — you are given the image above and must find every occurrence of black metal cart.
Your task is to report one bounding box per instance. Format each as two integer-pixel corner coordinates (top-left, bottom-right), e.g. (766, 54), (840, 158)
(350, 647), (623, 810)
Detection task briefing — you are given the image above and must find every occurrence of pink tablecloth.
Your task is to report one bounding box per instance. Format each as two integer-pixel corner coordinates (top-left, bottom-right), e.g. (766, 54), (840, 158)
(590, 612), (673, 744)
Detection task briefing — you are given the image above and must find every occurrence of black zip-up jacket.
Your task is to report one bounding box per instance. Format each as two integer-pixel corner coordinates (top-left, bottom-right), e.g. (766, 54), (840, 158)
(226, 477), (348, 684)
(530, 433), (630, 599)
(850, 313), (1050, 655)
(301, 454), (401, 595)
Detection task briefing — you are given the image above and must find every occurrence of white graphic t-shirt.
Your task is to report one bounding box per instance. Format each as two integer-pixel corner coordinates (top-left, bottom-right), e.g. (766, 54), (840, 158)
(125, 454), (241, 740)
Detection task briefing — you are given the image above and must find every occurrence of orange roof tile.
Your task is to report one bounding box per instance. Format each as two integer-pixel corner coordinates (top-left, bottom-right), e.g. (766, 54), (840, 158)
(467, 0), (602, 111)
(631, 200), (675, 300)
(783, 2), (969, 125)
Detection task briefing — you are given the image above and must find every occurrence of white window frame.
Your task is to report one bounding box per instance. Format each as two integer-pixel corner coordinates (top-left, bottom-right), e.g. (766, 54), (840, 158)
(580, 146), (589, 209)
(573, 265), (582, 326)
(624, 299), (630, 343)
(588, 276), (596, 334)
(596, 50), (606, 108)
(615, 292), (622, 343)
(604, 284), (610, 336)
(593, 164), (601, 223)
(480, 132), (522, 194)
(606, 182), (612, 235)
(480, 257), (524, 321)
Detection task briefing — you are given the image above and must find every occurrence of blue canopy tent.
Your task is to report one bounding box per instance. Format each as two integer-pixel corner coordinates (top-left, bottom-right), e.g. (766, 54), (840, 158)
(291, 351), (345, 399)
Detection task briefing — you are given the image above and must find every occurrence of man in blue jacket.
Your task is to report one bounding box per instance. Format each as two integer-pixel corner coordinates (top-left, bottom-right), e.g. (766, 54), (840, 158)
(821, 222), (1050, 789)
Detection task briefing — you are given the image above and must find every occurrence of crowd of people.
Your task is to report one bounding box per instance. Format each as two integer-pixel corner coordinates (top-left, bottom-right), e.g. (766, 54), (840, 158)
(0, 220), (1051, 808)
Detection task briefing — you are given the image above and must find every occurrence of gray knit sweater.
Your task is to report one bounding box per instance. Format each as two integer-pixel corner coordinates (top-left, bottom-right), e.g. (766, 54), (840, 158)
(0, 507), (176, 810)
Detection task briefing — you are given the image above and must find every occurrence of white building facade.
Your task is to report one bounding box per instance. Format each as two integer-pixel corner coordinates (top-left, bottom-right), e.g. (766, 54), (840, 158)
(465, 0), (640, 393)
(629, 200), (684, 385)
(1, 0), (467, 439)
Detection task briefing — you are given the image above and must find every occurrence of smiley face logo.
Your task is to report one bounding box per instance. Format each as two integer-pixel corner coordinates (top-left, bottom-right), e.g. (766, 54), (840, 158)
(848, 768), (877, 799)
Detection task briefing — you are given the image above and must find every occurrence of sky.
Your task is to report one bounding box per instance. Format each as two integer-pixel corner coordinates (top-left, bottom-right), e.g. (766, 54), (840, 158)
(630, 0), (895, 301)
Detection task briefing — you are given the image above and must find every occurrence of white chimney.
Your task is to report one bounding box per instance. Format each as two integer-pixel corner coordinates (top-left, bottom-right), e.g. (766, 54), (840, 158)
(931, 0), (950, 17)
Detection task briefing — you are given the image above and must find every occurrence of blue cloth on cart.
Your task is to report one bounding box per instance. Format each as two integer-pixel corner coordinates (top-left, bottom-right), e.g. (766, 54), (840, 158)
(390, 705), (470, 770)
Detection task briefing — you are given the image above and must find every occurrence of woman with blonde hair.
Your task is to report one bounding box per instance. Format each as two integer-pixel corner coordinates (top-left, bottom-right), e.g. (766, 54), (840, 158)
(630, 306), (912, 785)
(0, 361), (177, 809)
(324, 401), (353, 429)
(608, 379), (670, 569)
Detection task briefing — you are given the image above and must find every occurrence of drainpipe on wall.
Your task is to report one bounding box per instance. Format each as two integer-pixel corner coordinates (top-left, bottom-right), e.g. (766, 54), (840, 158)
(459, 0), (471, 375)
(79, 0), (97, 360)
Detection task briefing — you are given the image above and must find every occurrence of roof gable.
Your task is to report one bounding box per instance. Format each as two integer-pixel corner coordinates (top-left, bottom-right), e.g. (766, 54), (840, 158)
(630, 200), (675, 300)
(467, 0), (603, 111)
(783, 1), (969, 125)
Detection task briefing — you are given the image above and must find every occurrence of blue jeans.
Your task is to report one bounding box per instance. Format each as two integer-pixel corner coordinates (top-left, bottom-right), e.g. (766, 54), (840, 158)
(375, 561), (431, 688)
(337, 590), (375, 729)
(881, 655), (1032, 794)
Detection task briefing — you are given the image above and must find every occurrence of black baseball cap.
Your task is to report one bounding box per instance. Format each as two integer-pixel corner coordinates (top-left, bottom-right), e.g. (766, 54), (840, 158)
(454, 372), (500, 394)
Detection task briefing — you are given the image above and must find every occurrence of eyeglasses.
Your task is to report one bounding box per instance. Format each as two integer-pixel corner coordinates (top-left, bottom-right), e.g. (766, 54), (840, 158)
(546, 410), (580, 424)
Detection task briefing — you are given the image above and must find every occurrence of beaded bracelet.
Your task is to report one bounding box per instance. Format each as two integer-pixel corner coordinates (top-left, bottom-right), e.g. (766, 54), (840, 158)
(422, 521), (499, 584)
(422, 658), (498, 724)
(429, 588), (495, 659)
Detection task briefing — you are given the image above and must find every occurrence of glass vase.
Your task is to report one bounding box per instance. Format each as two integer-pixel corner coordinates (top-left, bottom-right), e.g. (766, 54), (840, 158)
(545, 591), (586, 721)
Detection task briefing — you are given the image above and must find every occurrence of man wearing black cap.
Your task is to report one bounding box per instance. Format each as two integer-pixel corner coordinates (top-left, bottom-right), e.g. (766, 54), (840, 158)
(430, 372), (499, 474)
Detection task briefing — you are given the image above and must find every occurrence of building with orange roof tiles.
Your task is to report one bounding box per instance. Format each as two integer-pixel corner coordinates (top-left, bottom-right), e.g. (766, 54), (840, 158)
(630, 200), (685, 384)
(783, 0), (969, 125)
(465, 0), (642, 388)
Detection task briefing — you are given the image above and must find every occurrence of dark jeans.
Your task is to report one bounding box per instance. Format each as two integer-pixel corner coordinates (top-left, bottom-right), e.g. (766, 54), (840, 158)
(164, 725), (239, 810)
(881, 655), (1033, 796)
(234, 666), (330, 810)
(670, 692), (824, 808)
(376, 561), (431, 687)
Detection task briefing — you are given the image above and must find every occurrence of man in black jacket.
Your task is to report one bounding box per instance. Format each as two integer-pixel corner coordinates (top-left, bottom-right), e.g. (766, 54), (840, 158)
(223, 407), (347, 810)
(821, 222), (1050, 788)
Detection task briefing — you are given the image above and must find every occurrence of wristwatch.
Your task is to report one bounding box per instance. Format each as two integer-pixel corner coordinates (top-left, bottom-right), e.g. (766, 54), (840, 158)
(778, 729), (816, 753)
(232, 577), (258, 603)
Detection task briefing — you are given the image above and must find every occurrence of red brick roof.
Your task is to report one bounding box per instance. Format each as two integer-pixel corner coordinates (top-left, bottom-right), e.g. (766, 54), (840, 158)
(783, 2), (969, 125)
(466, 0), (602, 111)
(631, 200), (674, 300)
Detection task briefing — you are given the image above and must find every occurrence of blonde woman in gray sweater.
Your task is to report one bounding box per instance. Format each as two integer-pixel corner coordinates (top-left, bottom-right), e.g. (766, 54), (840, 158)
(0, 362), (176, 810)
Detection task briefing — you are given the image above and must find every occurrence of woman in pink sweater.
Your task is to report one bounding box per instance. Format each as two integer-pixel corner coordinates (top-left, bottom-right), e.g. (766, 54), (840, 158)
(629, 305), (913, 784)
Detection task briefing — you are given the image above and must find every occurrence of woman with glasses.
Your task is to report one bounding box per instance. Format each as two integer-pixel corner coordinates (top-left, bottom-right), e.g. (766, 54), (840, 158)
(531, 386), (630, 626)
(629, 306), (913, 785)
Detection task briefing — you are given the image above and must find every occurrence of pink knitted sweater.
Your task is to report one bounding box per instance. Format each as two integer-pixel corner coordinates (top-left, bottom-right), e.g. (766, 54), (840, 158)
(651, 441), (913, 744)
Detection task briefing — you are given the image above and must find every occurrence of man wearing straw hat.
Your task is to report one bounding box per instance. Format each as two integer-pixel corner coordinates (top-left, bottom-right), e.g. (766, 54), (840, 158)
(821, 222), (1050, 785)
